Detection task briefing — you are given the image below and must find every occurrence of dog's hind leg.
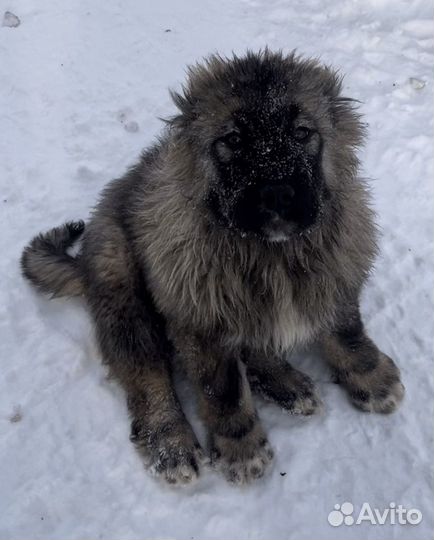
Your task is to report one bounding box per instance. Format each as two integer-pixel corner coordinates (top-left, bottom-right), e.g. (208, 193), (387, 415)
(82, 224), (203, 485)
(244, 350), (322, 415)
(320, 300), (405, 413)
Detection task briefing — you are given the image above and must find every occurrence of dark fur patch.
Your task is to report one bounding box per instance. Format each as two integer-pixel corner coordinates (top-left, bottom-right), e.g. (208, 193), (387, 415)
(214, 415), (256, 440)
(202, 359), (242, 411)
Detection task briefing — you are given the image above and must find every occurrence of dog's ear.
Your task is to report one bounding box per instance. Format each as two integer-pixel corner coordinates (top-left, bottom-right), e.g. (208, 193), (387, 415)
(312, 65), (365, 147)
(168, 87), (198, 129)
(320, 66), (343, 99)
(167, 54), (228, 129)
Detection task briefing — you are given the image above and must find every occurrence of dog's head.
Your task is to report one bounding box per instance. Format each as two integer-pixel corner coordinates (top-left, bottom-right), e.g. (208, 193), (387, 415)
(170, 50), (364, 242)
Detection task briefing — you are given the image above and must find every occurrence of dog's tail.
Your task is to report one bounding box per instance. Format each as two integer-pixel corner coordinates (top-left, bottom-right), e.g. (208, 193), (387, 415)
(21, 220), (85, 298)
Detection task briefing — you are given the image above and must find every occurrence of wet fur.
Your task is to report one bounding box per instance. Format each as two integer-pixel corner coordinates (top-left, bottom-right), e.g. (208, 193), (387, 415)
(21, 50), (404, 485)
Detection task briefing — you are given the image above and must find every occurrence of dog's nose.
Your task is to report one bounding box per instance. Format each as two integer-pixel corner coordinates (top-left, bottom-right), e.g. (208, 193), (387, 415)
(260, 185), (295, 214)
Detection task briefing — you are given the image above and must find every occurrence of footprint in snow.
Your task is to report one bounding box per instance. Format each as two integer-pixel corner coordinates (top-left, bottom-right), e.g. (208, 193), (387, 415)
(2, 11), (20, 27)
(116, 109), (140, 133)
(9, 406), (22, 423)
(408, 77), (426, 90)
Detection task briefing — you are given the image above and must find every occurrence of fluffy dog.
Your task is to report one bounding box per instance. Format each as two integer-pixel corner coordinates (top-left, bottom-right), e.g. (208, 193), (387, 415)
(21, 50), (404, 485)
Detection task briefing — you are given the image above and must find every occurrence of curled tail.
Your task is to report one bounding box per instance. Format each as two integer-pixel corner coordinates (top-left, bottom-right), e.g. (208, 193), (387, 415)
(21, 220), (85, 297)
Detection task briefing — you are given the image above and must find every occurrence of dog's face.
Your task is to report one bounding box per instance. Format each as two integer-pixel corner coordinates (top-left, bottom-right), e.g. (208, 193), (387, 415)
(208, 100), (325, 241)
(171, 51), (363, 242)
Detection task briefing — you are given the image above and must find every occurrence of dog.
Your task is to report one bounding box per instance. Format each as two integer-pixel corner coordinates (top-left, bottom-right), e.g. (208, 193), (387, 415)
(21, 50), (404, 485)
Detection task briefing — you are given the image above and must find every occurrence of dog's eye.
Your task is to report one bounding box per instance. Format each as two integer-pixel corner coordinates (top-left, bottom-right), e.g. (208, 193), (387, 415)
(214, 131), (243, 163)
(294, 126), (311, 141)
(224, 131), (242, 147)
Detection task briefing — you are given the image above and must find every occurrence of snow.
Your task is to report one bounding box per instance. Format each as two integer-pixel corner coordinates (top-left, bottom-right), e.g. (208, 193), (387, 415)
(0, 0), (433, 539)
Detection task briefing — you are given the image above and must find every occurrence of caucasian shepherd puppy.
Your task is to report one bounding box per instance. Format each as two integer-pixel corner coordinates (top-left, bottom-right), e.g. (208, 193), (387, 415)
(22, 50), (405, 485)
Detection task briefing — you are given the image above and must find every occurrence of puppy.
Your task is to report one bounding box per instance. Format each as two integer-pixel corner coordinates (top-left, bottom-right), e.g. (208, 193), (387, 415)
(21, 50), (404, 485)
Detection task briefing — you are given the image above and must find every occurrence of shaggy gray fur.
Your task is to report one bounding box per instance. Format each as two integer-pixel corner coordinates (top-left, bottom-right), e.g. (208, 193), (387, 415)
(21, 50), (404, 485)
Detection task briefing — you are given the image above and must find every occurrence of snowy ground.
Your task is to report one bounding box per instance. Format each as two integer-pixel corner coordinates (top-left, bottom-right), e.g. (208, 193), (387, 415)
(1, 0), (433, 539)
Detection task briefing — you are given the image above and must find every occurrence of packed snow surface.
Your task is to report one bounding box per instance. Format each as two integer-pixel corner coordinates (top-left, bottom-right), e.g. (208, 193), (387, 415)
(0, 0), (433, 539)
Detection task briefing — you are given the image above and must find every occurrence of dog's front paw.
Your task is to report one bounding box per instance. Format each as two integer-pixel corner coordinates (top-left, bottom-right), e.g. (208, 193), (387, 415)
(210, 424), (273, 484)
(339, 354), (405, 414)
(131, 419), (205, 485)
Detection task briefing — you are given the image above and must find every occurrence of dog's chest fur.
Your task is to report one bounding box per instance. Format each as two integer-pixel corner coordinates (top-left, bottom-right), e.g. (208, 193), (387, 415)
(141, 220), (342, 352)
